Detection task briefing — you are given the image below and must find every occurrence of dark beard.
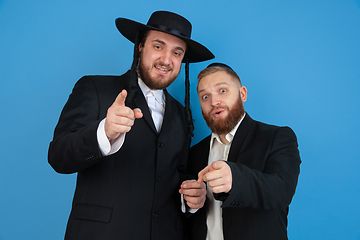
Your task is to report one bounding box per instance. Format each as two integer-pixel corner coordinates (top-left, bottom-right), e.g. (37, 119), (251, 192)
(202, 94), (245, 135)
(137, 56), (177, 90)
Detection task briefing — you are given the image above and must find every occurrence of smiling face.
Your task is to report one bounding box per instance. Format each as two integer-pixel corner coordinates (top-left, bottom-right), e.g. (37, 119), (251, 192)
(197, 70), (247, 136)
(138, 30), (187, 90)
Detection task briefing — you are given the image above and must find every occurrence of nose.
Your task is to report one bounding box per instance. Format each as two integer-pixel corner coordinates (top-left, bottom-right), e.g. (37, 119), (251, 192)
(161, 50), (171, 65)
(211, 96), (220, 107)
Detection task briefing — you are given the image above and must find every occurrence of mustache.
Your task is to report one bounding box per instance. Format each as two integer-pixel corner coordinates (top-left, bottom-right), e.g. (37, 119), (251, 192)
(211, 105), (228, 113)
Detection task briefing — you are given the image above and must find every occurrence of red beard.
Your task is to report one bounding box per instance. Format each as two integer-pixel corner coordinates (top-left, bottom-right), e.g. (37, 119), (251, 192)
(202, 94), (245, 135)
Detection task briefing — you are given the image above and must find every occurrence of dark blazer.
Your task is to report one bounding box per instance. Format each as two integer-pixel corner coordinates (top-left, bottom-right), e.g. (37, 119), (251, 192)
(186, 114), (301, 240)
(48, 71), (191, 240)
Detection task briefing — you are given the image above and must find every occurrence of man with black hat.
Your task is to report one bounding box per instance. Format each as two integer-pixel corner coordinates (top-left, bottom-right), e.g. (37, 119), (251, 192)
(48, 11), (213, 240)
(181, 63), (301, 240)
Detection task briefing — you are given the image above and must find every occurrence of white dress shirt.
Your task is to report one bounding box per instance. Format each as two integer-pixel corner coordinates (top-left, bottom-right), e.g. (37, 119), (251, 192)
(139, 78), (165, 132)
(206, 114), (245, 240)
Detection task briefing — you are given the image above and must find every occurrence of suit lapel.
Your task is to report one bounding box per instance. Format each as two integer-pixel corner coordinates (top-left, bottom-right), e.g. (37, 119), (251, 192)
(159, 90), (174, 134)
(200, 135), (212, 168)
(227, 113), (254, 163)
(131, 85), (158, 134)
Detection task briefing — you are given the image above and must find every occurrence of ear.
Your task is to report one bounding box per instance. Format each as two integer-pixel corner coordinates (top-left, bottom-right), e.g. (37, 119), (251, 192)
(138, 43), (143, 52)
(240, 86), (247, 102)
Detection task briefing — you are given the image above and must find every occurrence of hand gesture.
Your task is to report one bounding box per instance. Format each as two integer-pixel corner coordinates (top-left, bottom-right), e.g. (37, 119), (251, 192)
(198, 161), (232, 194)
(105, 89), (143, 140)
(179, 180), (206, 209)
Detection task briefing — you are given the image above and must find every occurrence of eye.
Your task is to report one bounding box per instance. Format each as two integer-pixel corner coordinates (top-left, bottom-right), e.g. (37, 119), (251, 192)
(154, 45), (161, 50)
(220, 89), (227, 93)
(202, 95), (208, 100)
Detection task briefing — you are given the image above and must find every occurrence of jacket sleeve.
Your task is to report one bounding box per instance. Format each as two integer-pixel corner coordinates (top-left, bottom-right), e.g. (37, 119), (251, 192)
(218, 126), (301, 210)
(48, 76), (104, 174)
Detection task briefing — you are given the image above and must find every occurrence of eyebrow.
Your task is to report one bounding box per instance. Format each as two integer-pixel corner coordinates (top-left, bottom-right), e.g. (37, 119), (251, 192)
(198, 82), (229, 94)
(152, 39), (185, 53)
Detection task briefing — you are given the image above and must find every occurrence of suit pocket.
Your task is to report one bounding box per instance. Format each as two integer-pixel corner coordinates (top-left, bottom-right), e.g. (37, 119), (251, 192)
(73, 203), (113, 223)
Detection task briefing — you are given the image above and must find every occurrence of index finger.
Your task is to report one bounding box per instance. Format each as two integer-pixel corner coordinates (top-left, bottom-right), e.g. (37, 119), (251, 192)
(114, 89), (127, 107)
(197, 165), (212, 183)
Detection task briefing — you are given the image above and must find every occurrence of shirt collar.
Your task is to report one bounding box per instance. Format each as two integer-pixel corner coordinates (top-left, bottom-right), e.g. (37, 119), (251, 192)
(210, 113), (246, 147)
(138, 78), (165, 104)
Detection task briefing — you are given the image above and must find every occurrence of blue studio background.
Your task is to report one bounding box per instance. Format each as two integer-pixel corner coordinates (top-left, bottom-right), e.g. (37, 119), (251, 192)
(1, 0), (359, 239)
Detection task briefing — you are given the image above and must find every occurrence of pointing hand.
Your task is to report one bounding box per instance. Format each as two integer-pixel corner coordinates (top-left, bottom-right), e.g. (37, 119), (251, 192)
(105, 89), (143, 140)
(198, 160), (232, 194)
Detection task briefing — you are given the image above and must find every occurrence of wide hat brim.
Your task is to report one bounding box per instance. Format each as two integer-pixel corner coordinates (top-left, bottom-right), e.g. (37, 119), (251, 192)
(115, 17), (214, 63)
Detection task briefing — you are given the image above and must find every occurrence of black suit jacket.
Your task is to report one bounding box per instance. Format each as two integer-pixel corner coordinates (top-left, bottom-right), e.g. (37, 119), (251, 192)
(48, 71), (191, 240)
(186, 114), (301, 240)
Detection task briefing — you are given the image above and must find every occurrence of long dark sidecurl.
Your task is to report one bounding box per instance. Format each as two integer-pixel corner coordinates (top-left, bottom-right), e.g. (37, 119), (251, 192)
(126, 31), (147, 104)
(185, 59), (194, 138)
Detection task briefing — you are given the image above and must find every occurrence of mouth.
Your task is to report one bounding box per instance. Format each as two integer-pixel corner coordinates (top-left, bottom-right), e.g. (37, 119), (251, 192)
(212, 109), (225, 118)
(155, 65), (171, 73)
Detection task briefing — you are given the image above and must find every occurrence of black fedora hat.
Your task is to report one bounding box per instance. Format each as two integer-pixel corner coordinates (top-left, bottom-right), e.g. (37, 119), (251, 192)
(115, 11), (214, 63)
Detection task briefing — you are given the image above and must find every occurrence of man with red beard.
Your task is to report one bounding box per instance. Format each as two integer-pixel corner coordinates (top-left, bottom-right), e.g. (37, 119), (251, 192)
(181, 63), (301, 240)
(48, 11), (213, 240)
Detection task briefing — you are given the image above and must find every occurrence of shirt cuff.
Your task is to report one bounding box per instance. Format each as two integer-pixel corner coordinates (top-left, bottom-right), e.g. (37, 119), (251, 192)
(181, 194), (199, 214)
(97, 118), (125, 156)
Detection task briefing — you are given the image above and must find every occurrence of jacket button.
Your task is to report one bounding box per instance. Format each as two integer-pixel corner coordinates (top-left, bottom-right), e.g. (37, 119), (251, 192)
(156, 176), (162, 182)
(158, 142), (164, 148)
(152, 213), (158, 218)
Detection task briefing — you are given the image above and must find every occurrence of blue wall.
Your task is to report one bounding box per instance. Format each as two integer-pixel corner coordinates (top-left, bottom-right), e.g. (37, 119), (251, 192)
(1, 0), (359, 239)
